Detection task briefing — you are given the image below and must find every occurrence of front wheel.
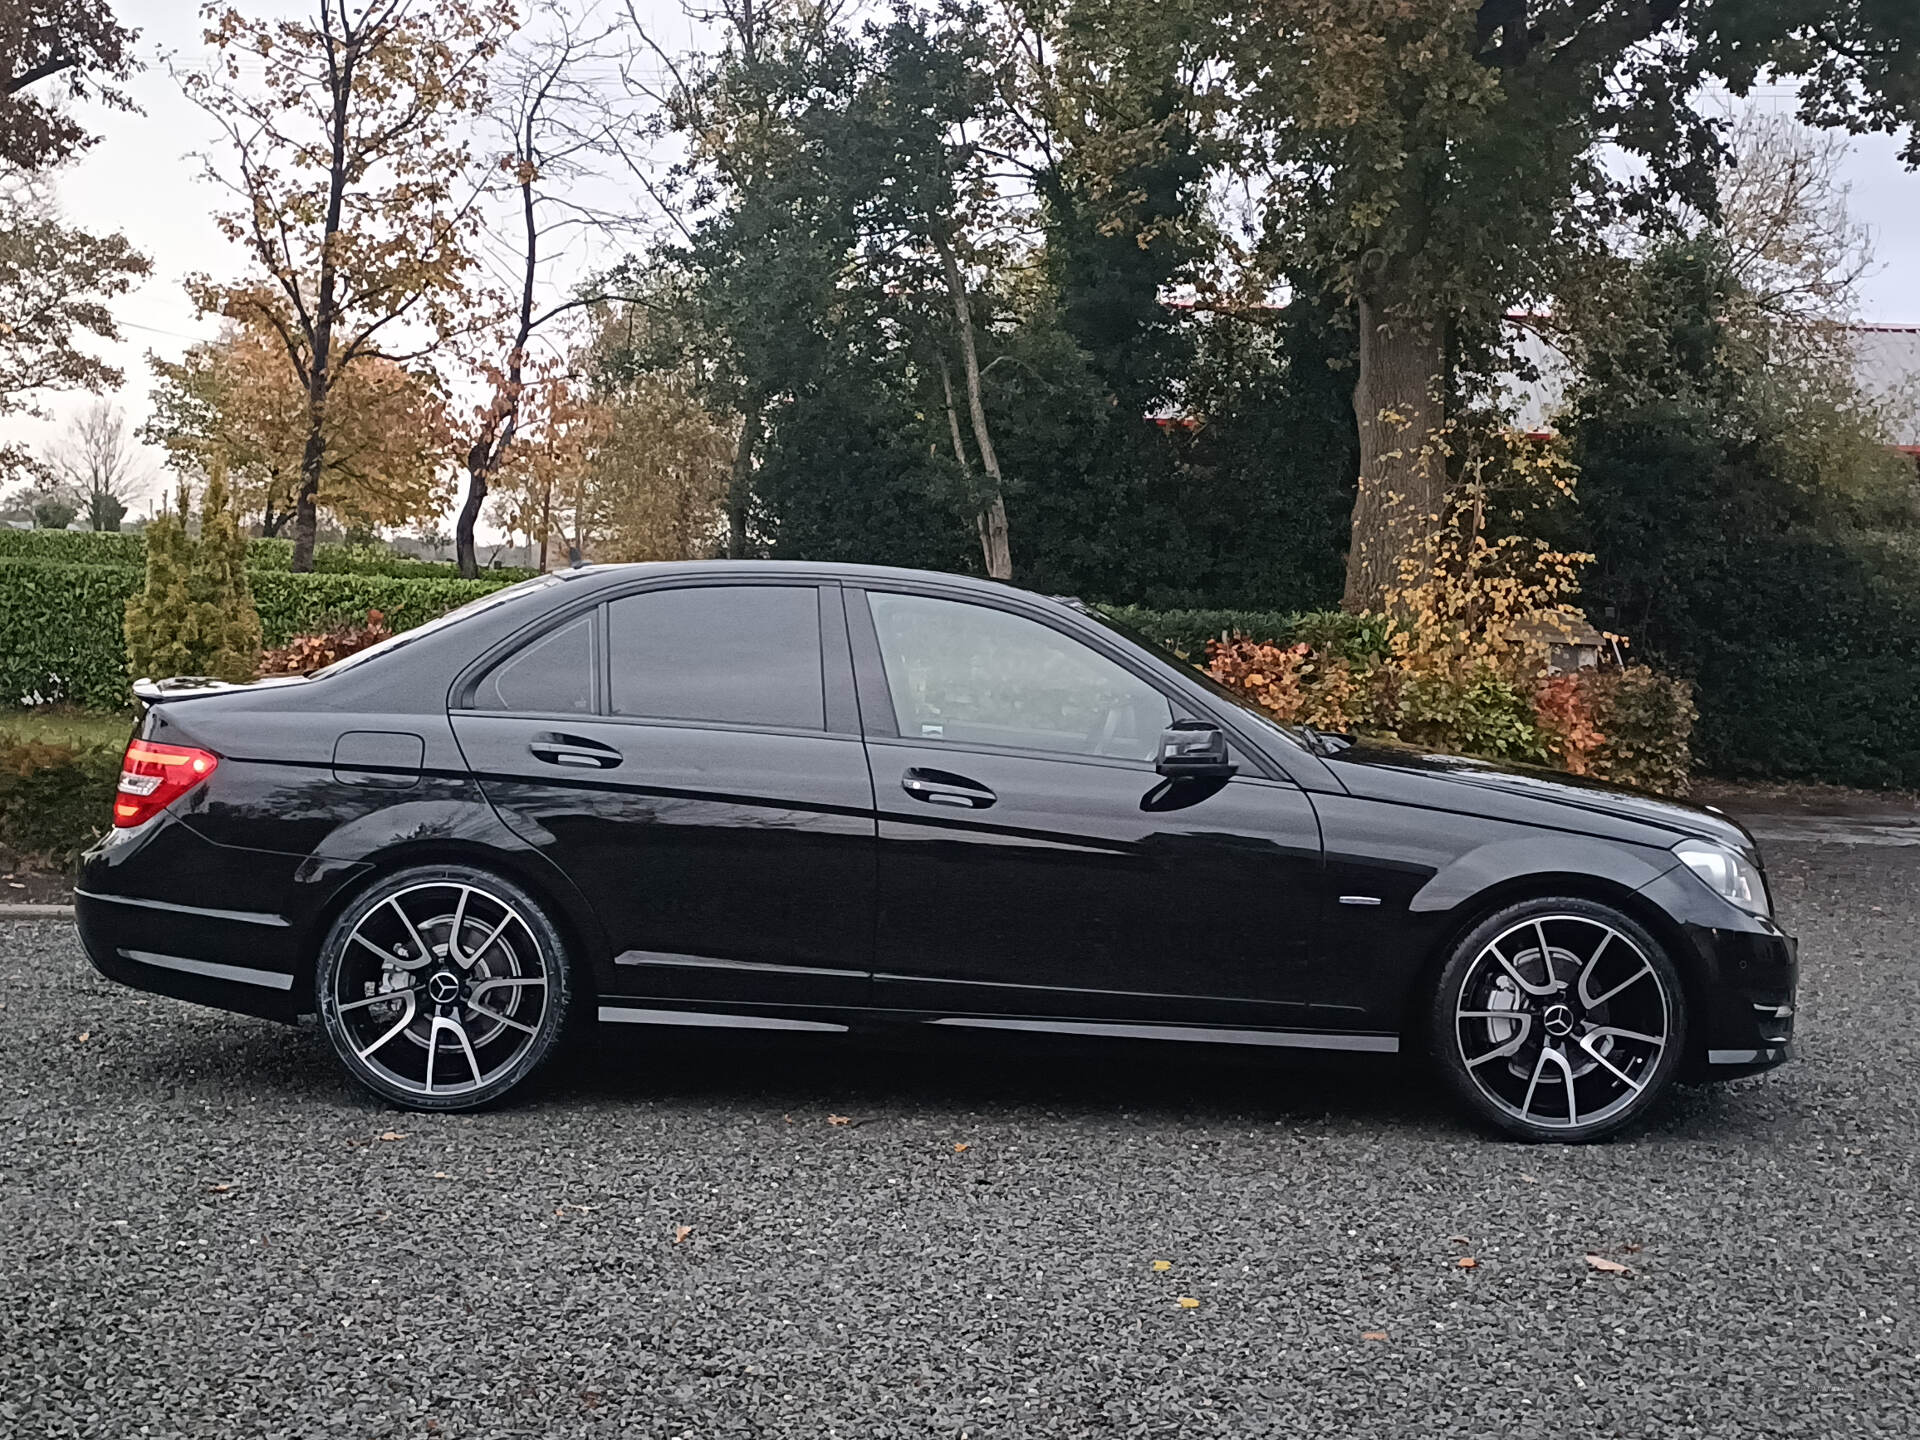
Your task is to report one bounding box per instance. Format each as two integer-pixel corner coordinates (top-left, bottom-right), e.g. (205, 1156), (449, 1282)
(1429, 898), (1687, 1143)
(316, 865), (575, 1112)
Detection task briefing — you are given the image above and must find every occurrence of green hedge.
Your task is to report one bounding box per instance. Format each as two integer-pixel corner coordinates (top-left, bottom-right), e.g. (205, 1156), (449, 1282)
(0, 557), (513, 709)
(0, 737), (121, 863)
(0, 528), (538, 581)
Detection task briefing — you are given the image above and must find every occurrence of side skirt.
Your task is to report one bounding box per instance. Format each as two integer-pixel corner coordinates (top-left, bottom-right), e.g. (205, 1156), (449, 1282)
(594, 1002), (1397, 1053)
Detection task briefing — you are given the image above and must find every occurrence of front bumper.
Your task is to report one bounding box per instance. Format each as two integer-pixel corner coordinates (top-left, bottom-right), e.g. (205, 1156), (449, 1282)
(1638, 865), (1798, 1079)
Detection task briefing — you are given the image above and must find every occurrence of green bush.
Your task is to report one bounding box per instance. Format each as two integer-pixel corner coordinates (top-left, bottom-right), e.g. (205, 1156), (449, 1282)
(0, 737), (121, 864)
(0, 527), (538, 581)
(0, 557), (513, 709)
(1097, 605), (1304, 658)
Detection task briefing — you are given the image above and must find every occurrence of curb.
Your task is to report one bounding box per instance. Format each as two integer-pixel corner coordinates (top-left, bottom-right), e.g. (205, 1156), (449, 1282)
(0, 903), (75, 919)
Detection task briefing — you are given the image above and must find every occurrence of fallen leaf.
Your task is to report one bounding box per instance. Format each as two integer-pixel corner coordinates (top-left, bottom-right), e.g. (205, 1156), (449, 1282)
(953, 1142), (970, 1152)
(827, 1114), (851, 1126)
(1585, 1254), (1630, 1275)
(1519, 1174), (1538, 1184)
(432, 1171), (453, 1180)
(78, 1032), (89, 1043)
(1622, 1243), (1644, 1253)
(1457, 1257), (1478, 1269)
(555, 1202), (597, 1217)
(674, 1224), (693, 1244)
(1176, 1296), (1200, 1309)
(1152, 1260), (1173, 1273)
(1362, 1331), (1388, 1342)
(377, 1131), (407, 1142)
(1448, 1235), (1470, 1244)
(206, 1183), (233, 1194)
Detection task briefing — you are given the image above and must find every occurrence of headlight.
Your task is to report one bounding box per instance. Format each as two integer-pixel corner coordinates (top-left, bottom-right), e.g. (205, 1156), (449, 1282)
(1673, 839), (1770, 917)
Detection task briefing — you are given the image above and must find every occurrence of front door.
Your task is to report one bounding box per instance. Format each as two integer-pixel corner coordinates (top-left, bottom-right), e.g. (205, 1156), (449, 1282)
(450, 580), (875, 1011)
(852, 587), (1328, 1029)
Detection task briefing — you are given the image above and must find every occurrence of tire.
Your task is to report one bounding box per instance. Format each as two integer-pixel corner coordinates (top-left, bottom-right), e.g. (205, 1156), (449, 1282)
(1428, 896), (1687, 1143)
(315, 864), (575, 1112)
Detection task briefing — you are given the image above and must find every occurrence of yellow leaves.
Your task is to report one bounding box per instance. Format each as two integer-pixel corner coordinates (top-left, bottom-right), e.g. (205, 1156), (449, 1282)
(674, 1224), (694, 1244)
(1456, 1257), (1478, 1269)
(1176, 1296), (1200, 1309)
(1584, 1254), (1630, 1275)
(1361, 1330), (1389, 1342)
(377, 1131), (406, 1142)
(1151, 1260), (1172, 1272)
(826, 1114), (852, 1126)
(952, 1142), (970, 1153)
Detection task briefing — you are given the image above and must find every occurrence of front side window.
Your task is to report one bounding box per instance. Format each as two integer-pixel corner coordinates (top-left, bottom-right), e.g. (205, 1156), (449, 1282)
(470, 613), (593, 714)
(867, 592), (1172, 761)
(608, 585), (824, 730)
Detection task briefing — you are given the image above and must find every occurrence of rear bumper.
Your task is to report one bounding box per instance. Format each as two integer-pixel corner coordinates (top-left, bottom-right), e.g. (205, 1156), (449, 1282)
(74, 816), (361, 1023)
(76, 886), (304, 1022)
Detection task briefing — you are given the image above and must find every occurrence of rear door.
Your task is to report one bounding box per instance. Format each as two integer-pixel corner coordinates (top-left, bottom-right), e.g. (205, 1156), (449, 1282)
(449, 579), (875, 1011)
(851, 585), (1330, 1029)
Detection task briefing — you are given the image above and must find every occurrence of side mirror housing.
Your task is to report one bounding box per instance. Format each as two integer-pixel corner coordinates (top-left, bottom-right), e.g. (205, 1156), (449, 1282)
(1155, 721), (1237, 779)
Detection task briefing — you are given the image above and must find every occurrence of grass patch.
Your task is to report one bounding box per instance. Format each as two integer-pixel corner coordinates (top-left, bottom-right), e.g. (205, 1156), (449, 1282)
(0, 706), (135, 750)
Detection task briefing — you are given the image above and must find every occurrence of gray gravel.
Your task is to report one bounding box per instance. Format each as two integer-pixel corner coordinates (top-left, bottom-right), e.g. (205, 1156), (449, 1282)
(3, 841), (1917, 1439)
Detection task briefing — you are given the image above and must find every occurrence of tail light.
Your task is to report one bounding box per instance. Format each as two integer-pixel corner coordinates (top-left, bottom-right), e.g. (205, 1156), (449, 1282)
(114, 741), (219, 828)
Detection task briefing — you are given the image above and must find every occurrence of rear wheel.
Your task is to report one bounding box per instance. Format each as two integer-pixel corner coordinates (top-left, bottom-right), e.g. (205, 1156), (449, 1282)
(1429, 898), (1686, 1143)
(316, 865), (574, 1111)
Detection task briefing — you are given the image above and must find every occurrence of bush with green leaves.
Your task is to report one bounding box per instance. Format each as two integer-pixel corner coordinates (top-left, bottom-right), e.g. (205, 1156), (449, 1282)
(124, 471), (263, 684)
(0, 737), (121, 864)
(0, 558), (513, 710)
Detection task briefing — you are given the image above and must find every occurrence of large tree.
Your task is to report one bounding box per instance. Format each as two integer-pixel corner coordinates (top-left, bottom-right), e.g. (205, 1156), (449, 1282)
(145, 314), (451, 537)
(47, 398), (143, 530)
(1222, 0), (1920, 611)
(182, 0), (511, 570)
(0, 0), (137, 173)
(0, 189), (148, 485)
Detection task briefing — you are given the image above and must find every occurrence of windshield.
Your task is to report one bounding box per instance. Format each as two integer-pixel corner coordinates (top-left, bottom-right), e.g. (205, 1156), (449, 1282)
(1083, 605), (1317, 749)
(310, 573), (569, 679)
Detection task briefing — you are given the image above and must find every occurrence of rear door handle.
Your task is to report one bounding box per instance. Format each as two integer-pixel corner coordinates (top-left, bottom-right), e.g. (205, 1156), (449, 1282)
(902, 768), (995, 809)
(529, 732), (622, 770)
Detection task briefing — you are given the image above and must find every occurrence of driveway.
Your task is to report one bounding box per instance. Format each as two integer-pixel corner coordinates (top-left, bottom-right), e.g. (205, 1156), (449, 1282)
(2, 838), (1916, 1438)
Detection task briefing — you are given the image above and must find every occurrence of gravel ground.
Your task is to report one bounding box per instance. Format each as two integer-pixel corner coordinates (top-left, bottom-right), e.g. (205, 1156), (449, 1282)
(2, 840), (1916, 1439)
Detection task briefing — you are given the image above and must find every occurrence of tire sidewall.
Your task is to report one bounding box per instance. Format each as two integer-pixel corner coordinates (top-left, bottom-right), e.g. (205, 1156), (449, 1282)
(1429, 897), (1688, 1143)
(315, 864), (575, 1112)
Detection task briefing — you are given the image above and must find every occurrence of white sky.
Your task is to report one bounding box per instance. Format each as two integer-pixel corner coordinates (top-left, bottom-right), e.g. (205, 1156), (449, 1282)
(3, 6), (1918, 527)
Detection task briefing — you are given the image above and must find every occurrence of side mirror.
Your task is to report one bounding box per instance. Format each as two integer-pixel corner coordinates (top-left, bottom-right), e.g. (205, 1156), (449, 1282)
(1155, 721), (1237, 779)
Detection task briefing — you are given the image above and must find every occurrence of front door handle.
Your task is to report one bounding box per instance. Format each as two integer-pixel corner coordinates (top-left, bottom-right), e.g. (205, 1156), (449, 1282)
(529, 732), (622, 770)
(902, 767), (995, 809)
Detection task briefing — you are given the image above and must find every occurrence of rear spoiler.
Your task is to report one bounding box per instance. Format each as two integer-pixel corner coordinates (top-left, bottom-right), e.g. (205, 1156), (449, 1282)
(132, 674), (308, 704)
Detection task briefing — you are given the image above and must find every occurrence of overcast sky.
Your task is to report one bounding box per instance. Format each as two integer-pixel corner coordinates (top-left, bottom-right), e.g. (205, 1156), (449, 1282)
(5, 5), (1918, 526)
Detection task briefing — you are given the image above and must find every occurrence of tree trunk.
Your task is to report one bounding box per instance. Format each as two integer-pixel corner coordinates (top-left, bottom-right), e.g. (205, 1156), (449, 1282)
(728, 403), (761, 560)
(455, 452), (489, 578)
(933, 227), (1012, 582)
(289, 407), (327, 571)
(1342, 290), (1448, 612)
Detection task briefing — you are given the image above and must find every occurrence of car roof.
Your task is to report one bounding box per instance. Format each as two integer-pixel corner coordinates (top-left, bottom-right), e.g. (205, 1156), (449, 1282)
(554, 559), (1042, 602)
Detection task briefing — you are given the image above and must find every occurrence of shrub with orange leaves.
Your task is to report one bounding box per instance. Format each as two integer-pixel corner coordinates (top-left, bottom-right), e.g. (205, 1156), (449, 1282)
(257, 609), (392, 676)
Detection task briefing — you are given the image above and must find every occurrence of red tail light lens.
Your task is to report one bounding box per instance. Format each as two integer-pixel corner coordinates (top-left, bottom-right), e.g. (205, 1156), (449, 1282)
(114, 741), (219, 828)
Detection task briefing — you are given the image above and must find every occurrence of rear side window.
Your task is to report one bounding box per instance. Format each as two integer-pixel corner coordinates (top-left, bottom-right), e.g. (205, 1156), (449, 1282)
(608, 585), (823, 730)
(470, 613), (594, 714)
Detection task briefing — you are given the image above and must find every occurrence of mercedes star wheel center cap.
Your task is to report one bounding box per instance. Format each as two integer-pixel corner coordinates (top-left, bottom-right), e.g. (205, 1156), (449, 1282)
(1543, 1002), (1575, 1038)
(427, 971), (462, 1005)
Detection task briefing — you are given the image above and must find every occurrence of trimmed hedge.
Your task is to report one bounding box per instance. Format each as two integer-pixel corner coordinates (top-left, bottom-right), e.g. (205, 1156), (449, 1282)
(0, 527), (538, 581)
(0, 557), (514, 709)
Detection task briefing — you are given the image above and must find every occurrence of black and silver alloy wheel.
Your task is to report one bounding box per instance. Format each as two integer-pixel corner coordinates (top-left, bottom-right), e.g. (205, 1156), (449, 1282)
(1431, 898), (1686, 1142)
(316, 866), (574, 1111)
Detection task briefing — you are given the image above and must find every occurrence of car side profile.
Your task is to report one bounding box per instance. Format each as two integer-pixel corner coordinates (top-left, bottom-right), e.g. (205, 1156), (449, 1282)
(75, 562), (1797, 1141)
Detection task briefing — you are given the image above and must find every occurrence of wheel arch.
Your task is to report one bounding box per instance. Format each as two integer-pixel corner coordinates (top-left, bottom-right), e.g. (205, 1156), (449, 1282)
(1399, 869), (1703, 1056)
(293, 838), (608, 1014)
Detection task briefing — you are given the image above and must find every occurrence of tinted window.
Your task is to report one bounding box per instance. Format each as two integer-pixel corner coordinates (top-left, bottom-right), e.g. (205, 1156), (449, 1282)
(470, 613), (593, 714)
(609, 585), (823, 730)
(867, 592), (1172, 761)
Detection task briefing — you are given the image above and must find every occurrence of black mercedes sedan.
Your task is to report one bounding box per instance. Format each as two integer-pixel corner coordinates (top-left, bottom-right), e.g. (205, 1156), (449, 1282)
(76, 562), (1796, 1140)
